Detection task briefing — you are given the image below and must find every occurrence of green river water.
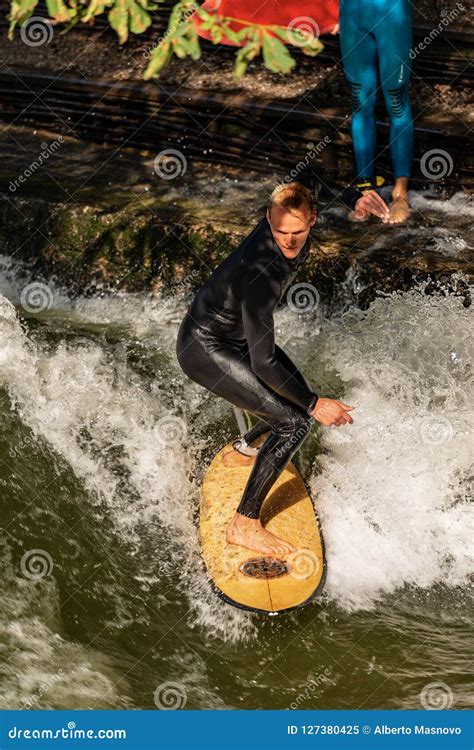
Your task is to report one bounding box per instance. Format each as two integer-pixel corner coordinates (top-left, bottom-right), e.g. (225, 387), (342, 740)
(0, 195), (472, 711)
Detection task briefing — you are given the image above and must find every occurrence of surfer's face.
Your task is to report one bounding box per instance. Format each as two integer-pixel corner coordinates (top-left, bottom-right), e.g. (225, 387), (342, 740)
(266, 205), (317, 259)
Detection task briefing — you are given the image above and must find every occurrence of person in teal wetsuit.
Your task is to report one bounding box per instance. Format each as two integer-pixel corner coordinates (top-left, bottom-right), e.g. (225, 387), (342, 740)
(338, 0), (414, 223)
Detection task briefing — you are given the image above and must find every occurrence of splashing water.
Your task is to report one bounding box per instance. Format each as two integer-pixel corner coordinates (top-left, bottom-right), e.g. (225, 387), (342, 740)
(0, 239), (471, 708)
(307, 284), (473, 610)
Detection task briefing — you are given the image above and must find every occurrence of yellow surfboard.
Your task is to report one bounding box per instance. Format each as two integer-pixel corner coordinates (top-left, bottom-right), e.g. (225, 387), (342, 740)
(200, 444), (326, 614)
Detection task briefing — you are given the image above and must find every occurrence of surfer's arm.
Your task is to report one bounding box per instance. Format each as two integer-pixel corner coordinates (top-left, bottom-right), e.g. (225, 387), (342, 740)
(323, 182), (389, 219)
(241, 266), (318, 414)
(292, 166), (389, 218)
(291, 165), (362, 209)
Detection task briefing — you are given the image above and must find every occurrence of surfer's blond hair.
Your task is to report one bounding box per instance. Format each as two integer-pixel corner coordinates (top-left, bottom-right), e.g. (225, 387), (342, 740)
(267, 181), (317, 217)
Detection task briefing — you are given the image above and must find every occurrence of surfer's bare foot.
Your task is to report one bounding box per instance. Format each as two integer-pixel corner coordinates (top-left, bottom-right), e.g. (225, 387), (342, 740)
(222, 448), (255, 467)
(226, 513), (295, 555)
(388, 195), (411, 224)
(388, 177), (410, 224)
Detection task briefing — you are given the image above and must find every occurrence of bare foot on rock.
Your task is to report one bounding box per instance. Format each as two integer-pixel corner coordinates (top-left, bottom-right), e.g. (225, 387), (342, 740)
(388, 195), (411, 224)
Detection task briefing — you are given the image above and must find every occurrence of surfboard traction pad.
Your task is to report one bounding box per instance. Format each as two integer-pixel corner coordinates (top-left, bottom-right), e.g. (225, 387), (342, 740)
(200, 444), (326, 614)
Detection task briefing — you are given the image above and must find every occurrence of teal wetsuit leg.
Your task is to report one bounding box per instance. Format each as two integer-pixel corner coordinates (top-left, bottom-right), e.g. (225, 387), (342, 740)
(340, 0), (414, 181)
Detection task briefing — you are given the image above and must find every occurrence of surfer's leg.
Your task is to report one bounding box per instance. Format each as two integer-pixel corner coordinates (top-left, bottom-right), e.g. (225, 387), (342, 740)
(210, 348), (313, 521)
(227, 405), (311, 554)
(231, 346), (312, 460)
(236, 420), (271, 453)
(235, 410), (311, 519)
(376, 0), (413, 223)
(176, 325), (312, 554)
(339, 8), (378, 191)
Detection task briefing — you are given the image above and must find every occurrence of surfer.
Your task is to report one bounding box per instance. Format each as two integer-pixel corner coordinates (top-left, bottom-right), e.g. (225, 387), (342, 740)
(338, 0), (414, 223)
(176, 180), (387, 555)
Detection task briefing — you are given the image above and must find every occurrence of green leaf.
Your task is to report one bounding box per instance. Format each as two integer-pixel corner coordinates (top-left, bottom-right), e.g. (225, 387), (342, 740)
(82, 0), (112, 23)
(129, 1), (151, 34)
(185, 24), (201, 59)
(143, 41), (173, 79)
(209, 24), (224, 43)
(8, 0), (38, 37)
(234, 25), (255, 42)
(108, 0), (129, 43)
(301, 39), (324, 56)
(270, 25), (291, 42)
(234, 39), (260, 79)
(220, 25), (241, 44)
(45, 0), (70, 22)
(262, 32), (295, 73)
(283, 25), (324, 54)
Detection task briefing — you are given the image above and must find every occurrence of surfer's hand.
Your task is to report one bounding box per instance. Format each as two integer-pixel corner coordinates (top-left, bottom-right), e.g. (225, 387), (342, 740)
(311, 398), (354, 427)
(330, 23), (340, 34)
(354, 190), (390, 222)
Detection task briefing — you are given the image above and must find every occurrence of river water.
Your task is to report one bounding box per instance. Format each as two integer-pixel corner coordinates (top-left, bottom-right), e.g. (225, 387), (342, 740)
(0, 195), (472, 711)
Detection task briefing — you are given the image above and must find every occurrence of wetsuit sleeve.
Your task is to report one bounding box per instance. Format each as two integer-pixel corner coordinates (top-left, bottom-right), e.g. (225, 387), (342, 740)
(241, 264), (318, 414)
(293, 165), (363, 210)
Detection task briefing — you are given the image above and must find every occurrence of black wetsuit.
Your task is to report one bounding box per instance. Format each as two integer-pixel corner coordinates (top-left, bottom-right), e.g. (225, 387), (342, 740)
(176, 183), (361, 519)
